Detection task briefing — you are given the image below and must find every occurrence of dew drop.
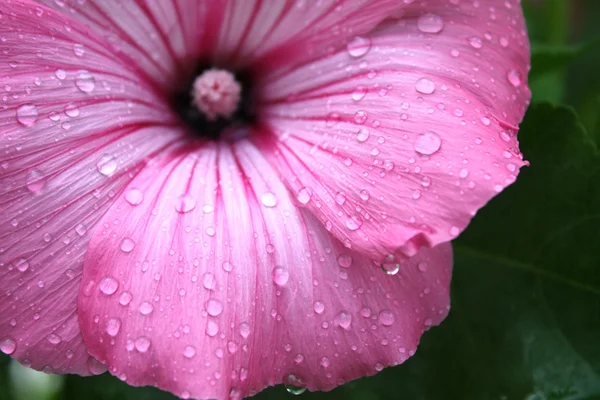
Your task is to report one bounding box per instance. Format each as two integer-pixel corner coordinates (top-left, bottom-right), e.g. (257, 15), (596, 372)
(139, 301), (154, 315)
(16, 104), (38, 127)
(119, 291), (133, 306)
(347, 36), (371, 58)
(507, 69), (522, 87)
(345, 214), (363, 231)
(96, 154), (117, 176)
(106, 318), (121, 336)
(206, 320), (219, 337)
(183, 345), (196, 358)
(297, 187), (311, 204)
(15, 258), (29, 273)
(46, 333), (62, 344)
(239, 322), (251, 338)
(54, 69), (66, 80)
(64, 103), (80, 117)
(272, 266), (289, 286)
(414, 132), (441, 155)
(175, 194), (196, 213)
(202, 272), (216, 289)
(469, 36), (483, 49)
(261, 192), (277, 208)
(381, 263), (400, 275)
(99, 276), (119, 295)
(351, 85), (367, 101)
(313, 301), (325, 314)
(75, 71), (95, 93)
(0, 338), (16, 355)
(73, 43), (85, 57)
(417, 13), (444, 33)
(125, 188), (144, 205)
(356, 128), (370, 142)
(206, 299), (223, 316)
(337, 254), (352, 268)
(120, 237), (135, 253)
(135, 336), (151, 352)
(379, 310), (395, 326)
(415, 78), (435, 94)
(336, 311), (352, 329)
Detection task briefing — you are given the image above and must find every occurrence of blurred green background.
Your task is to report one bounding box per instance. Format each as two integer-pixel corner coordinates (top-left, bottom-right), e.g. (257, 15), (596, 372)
(2, 0), (600, 399)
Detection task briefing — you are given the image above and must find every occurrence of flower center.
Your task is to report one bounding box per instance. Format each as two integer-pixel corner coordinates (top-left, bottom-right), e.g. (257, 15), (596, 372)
(192, 69), (241, 121)
(170, 65), (256, 141)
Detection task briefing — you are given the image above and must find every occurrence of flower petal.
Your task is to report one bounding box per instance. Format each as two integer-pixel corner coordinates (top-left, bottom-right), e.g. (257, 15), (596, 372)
(79, 139), (452, 399)
(258, 0), (531, 262)
(0, 0), (181, 373)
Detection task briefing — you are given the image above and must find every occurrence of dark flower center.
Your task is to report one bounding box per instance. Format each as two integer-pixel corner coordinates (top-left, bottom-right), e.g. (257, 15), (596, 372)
(169, 64), (257, 141)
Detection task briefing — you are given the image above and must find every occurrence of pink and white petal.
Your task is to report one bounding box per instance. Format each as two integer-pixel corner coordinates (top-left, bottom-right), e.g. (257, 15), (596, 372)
(0, 0), (182, 374)
(257, 0), (530, 262)
(79, 139), (451, 399)
(213, 0), (402, 70)
(35, 0), (199, 88)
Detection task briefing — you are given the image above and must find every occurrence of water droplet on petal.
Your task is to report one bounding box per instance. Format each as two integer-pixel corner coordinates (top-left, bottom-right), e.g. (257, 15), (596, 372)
(337, 254), (352, 268)
(507, 69), (522, 87)
(96, 154), (117, 176)
(106, 318), (121, 336)
(313, 301), (325, 314)
(414, 132), (441, 155)
(16, 104), (38, 126)
(417, 13), (444, 33)
(0, 338), (16, 355)
(336, 311), (352, 329)
(379, 310), (395, 326)
(206, 299), (223, 316)
(202, 272), (216, 289)
(15, 258), (29, 272)
(175, 194), (196, 213)
(239, 322), (250, 338)
(23, 170), (43, 194)
(356, 128), (370, 142)
(183, 345), (196, 358)
(469, 36), (483, 49)
(272, 266), (289, 286)
(381, 263), (400, 275)
(46, 333), (62, 344)
(261, 192), (277, 208)
(99, 276), (119, 295)
(297, 187), (311, 204)
(119, 291), (133, 306)
(125, 188), (144, 205)
(415, 78), (435, 94)
(120, 237), (135, 253)
(347, 36), (371, 58)
(352, 85), (368, 101)
(206, 320), (219, 336)
(135, 336), (151, 352)
(345, 214), (363, 231)
(139, 301), (154, 315)
(75, 71), (95, 93)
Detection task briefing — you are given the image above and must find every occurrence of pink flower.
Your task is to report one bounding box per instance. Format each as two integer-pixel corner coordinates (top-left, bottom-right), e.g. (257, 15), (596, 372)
(0, 0), (530, 399)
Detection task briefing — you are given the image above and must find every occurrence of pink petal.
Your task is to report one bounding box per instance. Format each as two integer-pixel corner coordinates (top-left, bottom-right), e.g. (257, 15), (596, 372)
(257, 0), (531, 262)
(79, 139), (452, 399)
(0, 0), (182, 374)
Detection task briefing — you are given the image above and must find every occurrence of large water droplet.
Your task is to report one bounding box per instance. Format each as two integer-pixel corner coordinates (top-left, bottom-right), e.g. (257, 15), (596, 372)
(378, 310), (395, 326)
(26, 169), (46, 194)
(414, 132), (442, 155)
(352, 85), (367, 101)
(381, 263), (400, 275)
(206, 299), (223, 316)
(120, 237), (135, 253)
(507, 69), (522, 87)
(75, 71), (95, 93)
(356, 128), (370, 142)
(46, 333), (62, 344)
(135, 336), (151, 352)
(313, 301), (325, 314)
(272, 266), (289, 286)
(106, 318), (121, 336)
(96, 154), (117, 176)
(175, 194), (196, 213)
(99, 276), (119, 295)
(239, 322), (251, 338)
(415, 78), (435, 94)
(261, 192), (277, 208)
(347, 36), (371, 58)
(1, 337), (17, 355)
(417, 13), (444, 33)
(16, 104), (38, 127)
(297, 187), (311, 204)
(119, 291), (133, 306)
(206, 320), (219, 337)
(345, 214), (363, 231)
(125, 188), (144, 205)
(15, 258), (29, 273)
(336, 311), (352, 329)
(337, 254), (352, 268)
(139, 301), (154, 315)
(183, 345), (196, 358)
